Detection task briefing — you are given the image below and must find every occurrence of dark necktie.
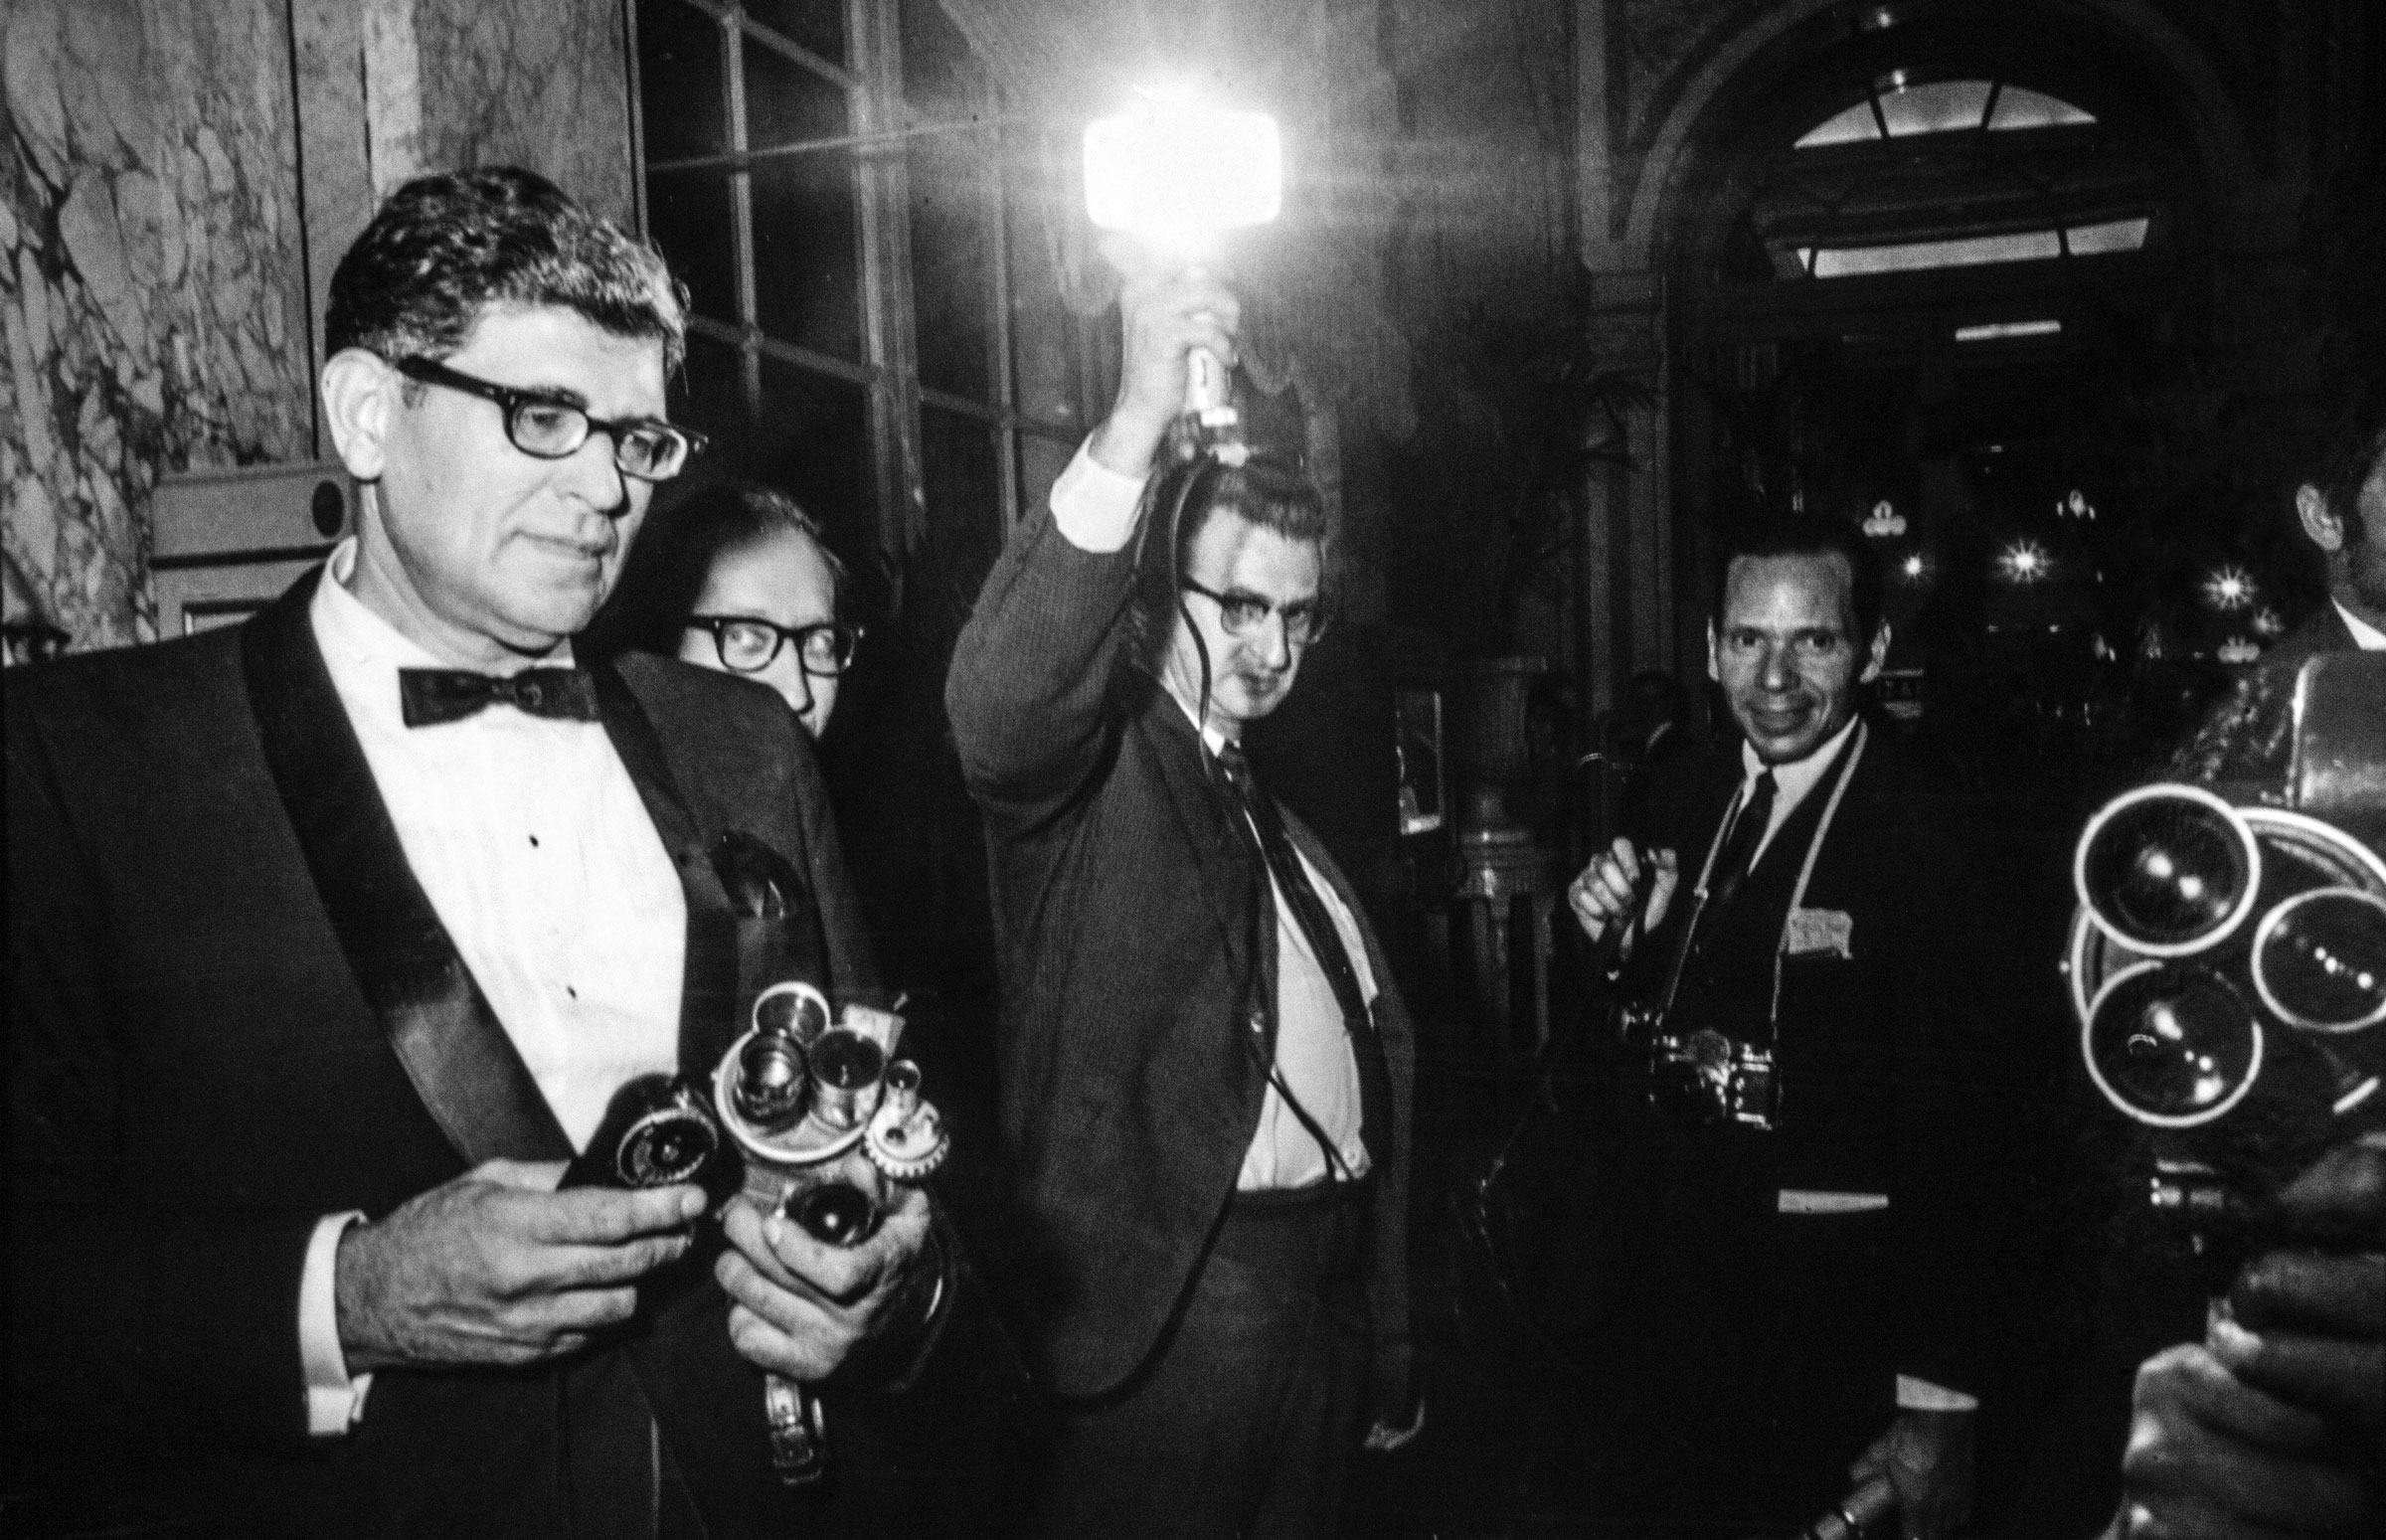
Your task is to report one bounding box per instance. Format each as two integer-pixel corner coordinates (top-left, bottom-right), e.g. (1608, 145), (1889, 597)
(398, 666), (601, 728)
(1216, 740), (1393, 1171)
(1706, 769), (1778, 913)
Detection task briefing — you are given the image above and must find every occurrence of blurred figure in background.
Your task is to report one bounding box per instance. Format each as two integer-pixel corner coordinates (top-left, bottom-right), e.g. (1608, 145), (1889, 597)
(590, 481), (859, 740)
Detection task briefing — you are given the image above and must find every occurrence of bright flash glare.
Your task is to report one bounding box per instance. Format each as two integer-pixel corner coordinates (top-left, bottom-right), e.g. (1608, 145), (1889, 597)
(1085, 88), (1281, 246)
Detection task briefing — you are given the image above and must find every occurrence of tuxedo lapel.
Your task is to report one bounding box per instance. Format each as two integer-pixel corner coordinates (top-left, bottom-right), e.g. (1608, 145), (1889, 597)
(589, 661), (744, 1078)
(239, 571), (571, 1166)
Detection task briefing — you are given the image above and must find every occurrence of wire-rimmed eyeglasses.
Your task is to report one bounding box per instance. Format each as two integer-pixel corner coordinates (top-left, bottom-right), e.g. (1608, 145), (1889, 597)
(391, 356), (707, 481)
(1181, 578), (1329, 647)
(686, 615), (863, 677)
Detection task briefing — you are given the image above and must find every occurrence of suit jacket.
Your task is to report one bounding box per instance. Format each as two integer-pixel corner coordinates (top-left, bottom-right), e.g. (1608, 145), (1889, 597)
(2166, 602), (2372, 786)
(944, 505), (1414, 1411)
(6, 572), (879, 1537)
(1600, 724), (2010, 1407)
(2258, 601), (2360, 675)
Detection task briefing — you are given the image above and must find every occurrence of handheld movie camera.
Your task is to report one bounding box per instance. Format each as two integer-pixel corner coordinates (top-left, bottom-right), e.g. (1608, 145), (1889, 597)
(563, 981), (948, 1485)
(2067, 653), (2386, 1242)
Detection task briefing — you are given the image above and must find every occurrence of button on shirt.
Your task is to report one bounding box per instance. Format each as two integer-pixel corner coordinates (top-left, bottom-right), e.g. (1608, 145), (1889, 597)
(1051, 446), (1378, 1191)
(296, 540), (686, 1431)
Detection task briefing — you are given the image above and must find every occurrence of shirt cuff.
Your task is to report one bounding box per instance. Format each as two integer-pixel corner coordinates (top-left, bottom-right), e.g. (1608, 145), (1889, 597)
(300, 1211), (375, 1435)
(1048, 439), (1151, 554)
(1896, 1373), (1978, 1412)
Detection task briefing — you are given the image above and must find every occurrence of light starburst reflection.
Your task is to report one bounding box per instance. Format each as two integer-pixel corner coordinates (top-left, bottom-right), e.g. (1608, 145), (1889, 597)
(2203, 567), (2256, 610)
(1999, 540), (2050, 582)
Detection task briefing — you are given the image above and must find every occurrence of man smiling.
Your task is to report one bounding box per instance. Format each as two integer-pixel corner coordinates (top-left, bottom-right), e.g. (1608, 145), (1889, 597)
(1567, 518), (2004, 1539)
(8, 168), (932, 1537)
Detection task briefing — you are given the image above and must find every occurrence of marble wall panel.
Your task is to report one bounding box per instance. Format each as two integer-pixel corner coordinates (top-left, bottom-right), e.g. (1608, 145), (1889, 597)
(408, 0), (635, 224)
(3, 0), (312, 649)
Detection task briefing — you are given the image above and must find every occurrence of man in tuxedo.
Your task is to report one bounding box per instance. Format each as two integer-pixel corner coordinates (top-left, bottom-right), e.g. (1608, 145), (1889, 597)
(945, 263), (1414, 1539)
(1568, 518), (2004, 1539)
(7, 168), (937, 1537)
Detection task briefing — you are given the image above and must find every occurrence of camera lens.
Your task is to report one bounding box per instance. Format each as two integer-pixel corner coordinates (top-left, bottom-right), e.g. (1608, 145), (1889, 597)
(808, 1029), (887, 1130)
(787, 1183), (880, 1247)
(2084, 962), (2263, 1126)
(2077, 785), (2260, 955)
(620, 1109), (718, 1185)
(753, 981), (830, 1044)
(2252, 887), (2386, 1034)
(733, 1033), (810, 1127)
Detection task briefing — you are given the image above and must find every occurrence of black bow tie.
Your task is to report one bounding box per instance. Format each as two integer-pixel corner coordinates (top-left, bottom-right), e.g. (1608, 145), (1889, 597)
(398, 666), (601, 728)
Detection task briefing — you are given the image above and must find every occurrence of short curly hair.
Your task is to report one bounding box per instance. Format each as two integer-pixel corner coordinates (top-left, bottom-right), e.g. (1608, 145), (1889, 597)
(324, 166), (686, 372)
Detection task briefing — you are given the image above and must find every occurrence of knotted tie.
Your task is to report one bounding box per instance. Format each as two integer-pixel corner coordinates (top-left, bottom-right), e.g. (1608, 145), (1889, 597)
(1216, 740), (1393, 1171)
(398, 666), (601, 728)
(1706, 769), (1778, 912)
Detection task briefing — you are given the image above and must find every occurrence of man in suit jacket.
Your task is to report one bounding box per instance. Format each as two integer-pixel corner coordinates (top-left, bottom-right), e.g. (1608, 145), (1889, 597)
(6, 168), (937, 1537)
(1569, 517), (2007, 1538)
(945, 264), (1415, 1539)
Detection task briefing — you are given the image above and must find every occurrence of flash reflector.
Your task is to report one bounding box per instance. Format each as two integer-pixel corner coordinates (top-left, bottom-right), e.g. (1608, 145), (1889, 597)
(1085, 90), (1281, 237)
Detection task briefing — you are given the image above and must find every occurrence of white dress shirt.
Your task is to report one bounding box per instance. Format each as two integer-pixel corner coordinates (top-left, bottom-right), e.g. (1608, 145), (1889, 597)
(296, 540), (687, 1433)
(2333, 599), (2386, 650)
(1052, 444), (1377, 1189)
(1733, 715), (1859, 872)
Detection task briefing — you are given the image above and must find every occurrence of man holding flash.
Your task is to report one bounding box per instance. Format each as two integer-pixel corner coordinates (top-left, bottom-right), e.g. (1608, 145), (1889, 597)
(1568, 519), (2006, 1538)
(948, 259), (1416, 1538)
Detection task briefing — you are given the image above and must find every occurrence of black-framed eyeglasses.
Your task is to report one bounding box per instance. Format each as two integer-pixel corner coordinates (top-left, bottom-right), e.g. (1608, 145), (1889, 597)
(1181, 579), (1330, 647)
(686, 615), (863, 677)
(391, 356), (707, 481)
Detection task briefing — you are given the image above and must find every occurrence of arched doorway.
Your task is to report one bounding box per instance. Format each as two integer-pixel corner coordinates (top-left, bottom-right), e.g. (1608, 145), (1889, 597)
(1584, 0), (2291, 773)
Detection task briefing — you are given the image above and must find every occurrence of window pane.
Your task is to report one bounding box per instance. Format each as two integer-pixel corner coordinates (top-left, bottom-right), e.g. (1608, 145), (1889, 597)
(902, 0), (995, 401)
(756, 359), (871, 538)
(900, 0), (976, 116)
(909, 138), (995, 400)
(1004, 130), (1088, 431)
(669, 328), (746, 444)
(2065, 217), (2149, 256)
(1810, 228), (2062, 277)
(745, 0), (846, 69)
(745, 32), (850, 149)
(646, 171), (740, 323)
(1989, 86), (2095, 131)
(921, 405), (1003, 615)
(1878, 81), (1992, 137)
(637, 1), (726, 164)
(745, 45), (861, 359)
(1795, 100), (1880, 149)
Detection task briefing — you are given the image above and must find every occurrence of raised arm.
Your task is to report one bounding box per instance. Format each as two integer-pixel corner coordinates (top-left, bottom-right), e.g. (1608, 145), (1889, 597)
(945, 262), (1239, 816)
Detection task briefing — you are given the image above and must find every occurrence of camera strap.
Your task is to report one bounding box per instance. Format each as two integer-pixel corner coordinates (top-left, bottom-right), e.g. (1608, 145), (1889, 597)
(1650, 721), (1869, 1052)
(1767, 721), (1867, 1042)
